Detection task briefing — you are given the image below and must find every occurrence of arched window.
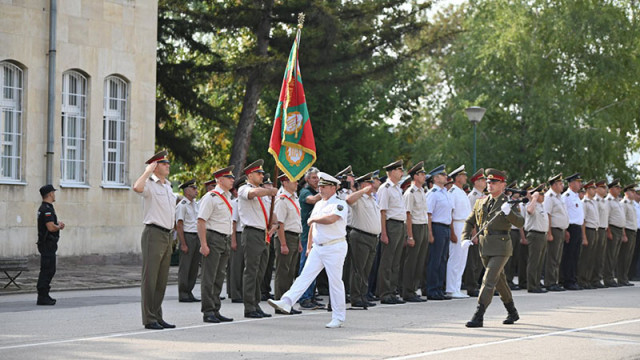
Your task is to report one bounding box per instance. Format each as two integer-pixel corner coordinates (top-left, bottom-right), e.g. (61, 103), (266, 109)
(0, 61), (23, 182)
(102, 76), (128, 185)
(61, 70), (88, 184)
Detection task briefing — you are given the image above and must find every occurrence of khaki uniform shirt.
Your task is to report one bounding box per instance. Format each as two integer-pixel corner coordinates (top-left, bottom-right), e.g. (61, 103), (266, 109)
(524, 202), (548, 232)
(274, 189), (302, 233)
(232, 198), (244, 232)
(468, 187), (485, 208)
(140, 174), (176, 230)
(176, 197), (198, 233)
(582, 197), (599, 229)
(238, 183), (271, 230)
(606, 194), (625, 228)
(351, 193), (382, 235)
(543, 189), (569, 229)
(378, 179), (407, 221)
(621, 197), (638, 230)
(403, 184), (428, 225)
(197, 185), (233, 235)
(595, 194), (609, 228)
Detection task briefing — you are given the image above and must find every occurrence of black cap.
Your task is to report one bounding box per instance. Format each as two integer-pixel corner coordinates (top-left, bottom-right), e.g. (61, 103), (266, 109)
(39, 184), (57, 197)
(608, 179), (621, 188)
(179, 179), (196, 190)
(384, 160), (404, 172)
(407, 161), (426, 176)
(372, 170), (380, 180)
(263, 173), (273, 185)
(335, 165), (355, 178)
(623, 183), (637, 192)
(531, 183), (545, 193)
(566, 173), (582, 182)
(356, 172), (375, 183)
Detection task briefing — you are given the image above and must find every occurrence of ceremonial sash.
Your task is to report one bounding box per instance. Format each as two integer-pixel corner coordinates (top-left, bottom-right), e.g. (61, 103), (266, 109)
(211, 191), (233, 215)
(280, 194), (300, 216)
(257, 197), (270, 243)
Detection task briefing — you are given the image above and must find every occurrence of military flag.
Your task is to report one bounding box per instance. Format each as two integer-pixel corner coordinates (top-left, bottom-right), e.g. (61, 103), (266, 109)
(268, 16), (316, 181)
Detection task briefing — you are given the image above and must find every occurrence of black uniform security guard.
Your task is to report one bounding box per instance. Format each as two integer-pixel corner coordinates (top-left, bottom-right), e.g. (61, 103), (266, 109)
(37, 184), (64, 305)
(462, 169), (524, 328)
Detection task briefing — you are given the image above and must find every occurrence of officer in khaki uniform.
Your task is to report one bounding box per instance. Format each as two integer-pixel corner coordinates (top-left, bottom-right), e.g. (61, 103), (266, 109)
(239, 159), (278, 318)
(176, 179), (201, 302)
(543, 174), (570, 291)
(577, 180), (599, 289)
(604, 179), (625, 287)
(377, 160), (407, 304)
(133, 150), (177, 330)
(617, 184), (637, 286)
(462, 169), (524, 328)
(593, 180), (609, 288)
(401, 162), (429, 302)
(198, 166), (235, 323)
(463, 168), (486, 297)
(346, 172), (381, 308)
(524, 184), (548, 293)
(273, 173), (303, 307)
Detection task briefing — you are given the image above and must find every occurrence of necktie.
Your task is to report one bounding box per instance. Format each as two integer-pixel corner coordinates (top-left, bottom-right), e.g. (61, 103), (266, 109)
(487, 198), (495, 213)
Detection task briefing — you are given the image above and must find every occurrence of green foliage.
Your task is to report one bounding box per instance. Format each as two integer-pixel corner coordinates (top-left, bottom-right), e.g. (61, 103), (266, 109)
(413, 0), (640, 185)
(157, 0), (457, 182)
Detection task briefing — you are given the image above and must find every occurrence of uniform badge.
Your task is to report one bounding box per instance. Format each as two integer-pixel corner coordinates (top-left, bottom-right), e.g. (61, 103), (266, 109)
(410, 189), (415, 193)
(337, 205), (344, 211)
(181, 200), (187, 204)
(576, 203), (578, 207)
(385, 183), (390, 188)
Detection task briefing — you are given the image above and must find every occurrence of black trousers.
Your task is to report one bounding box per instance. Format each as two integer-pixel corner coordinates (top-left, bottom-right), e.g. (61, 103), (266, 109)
(36, 241), (58, 296)
(561, 224), (581, 287)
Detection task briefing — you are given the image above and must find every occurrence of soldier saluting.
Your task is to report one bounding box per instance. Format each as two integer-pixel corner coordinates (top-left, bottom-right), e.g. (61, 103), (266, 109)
(462, 169), (524, 328)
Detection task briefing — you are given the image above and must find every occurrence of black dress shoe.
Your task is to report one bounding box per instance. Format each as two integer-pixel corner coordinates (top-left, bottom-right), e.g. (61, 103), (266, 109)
(593, 282), (606, 288)
(203, 314), (221, 323)
(508, 283), (521, 290)
(244, 311), (263, 318)
(394, 297), (406, 304)
(145, 322), (164, 330)
(214, 313), (233, 322)
(158, 319), (176, 328)
(231, 298), (243, 303)
(467, 290), (479, 297)
(404, 296), (423, 303)
(350, 300), (369, 308)
(257, 309), (272, 318)
(605, 281), (618, 287)
(366, 301), (377, 307)
(564, 283), (582, 291)
(441, 293), (452, 300)
(190, 296), (201, 302)
(37, 297), (56, 306)
(427, 294), (445, 300)
(220, 296), (226, 300)
(528, 288), (548, 293)
(380, 297), (398, 304)
(179, 298), (193, 303)
(547, 284), (565, 292)
(366, 294), (380, 302)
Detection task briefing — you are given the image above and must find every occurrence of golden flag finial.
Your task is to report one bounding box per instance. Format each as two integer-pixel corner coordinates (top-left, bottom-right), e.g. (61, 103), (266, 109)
(297, 13), (305, 29)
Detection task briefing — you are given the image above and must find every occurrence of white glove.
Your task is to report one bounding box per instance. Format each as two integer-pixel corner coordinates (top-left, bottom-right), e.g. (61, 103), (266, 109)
(461, 239), (473, 249)
(501, 202), (511, 215)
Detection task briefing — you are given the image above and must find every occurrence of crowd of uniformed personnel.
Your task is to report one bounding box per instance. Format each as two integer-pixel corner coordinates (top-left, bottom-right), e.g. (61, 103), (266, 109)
(135, 150), (640, 330)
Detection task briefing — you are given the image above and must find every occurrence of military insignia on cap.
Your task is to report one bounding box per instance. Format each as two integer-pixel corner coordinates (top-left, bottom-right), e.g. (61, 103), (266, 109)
(213, 165), (235, 179)
(407, 161), (426, 176)
(485, 168), (506, 182)
(355, 172), (374, 183)
(608, 178), (621, 188)
(595, 180), (607, 188)
(449, 164), (466, 178)
(470, 168), (485, 183)
(318, 172), (340, 186)
(243, 159), (265, 175)
(427, 164), (446, 177)
(582, 180), (596, 189)
(384, 160), (404, 171)
(548, 173), (563, 185)
(145, 150), (169, 164)
(179, 178), (196, 190)
(263, 173), (273, 185)
(337, 205), (344, 211)
(335, 165), (355, 178)
(565, 173), (582, 182)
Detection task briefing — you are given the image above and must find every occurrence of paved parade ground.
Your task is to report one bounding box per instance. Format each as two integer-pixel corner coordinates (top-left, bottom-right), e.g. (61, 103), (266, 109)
(1, 282), (639, 359)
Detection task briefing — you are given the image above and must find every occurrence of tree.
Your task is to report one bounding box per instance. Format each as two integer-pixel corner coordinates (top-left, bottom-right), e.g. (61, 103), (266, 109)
(412, 0), (640, 185)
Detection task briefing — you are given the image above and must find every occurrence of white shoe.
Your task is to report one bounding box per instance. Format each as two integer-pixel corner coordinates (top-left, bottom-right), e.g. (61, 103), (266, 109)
(451, 291), (470, 299)
(267, 299), (291, 314)
(325, 319), (344, 328)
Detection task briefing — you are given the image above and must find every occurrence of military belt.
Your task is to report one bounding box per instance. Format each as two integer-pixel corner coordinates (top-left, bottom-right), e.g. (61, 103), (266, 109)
(244, 225), (266, 232)
(206, 229), (230, 238)
(146, 223), (172, 233)
(285, 230), (301, 237)
(316, 237), (346, 247)
(484, 230), (508, 235)
(351, 227), (378, 238)
(529, 230), (546, 235)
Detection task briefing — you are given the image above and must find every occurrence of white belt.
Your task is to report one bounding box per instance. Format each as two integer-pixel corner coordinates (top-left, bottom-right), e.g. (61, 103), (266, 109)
(453, 219), (466, 222)
(315, 237), (346, 247)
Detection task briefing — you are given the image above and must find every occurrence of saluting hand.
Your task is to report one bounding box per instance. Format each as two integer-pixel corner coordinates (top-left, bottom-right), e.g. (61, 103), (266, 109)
(145, 161), (158, 174)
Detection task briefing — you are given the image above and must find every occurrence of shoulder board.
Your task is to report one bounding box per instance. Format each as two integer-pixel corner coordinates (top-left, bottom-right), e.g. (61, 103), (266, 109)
(430, 188), (437, 193)
(472, 191), (478, 196)
(385, 183), (390, 188)
(410, 189), (415, 193)
(181, 200), (187, 204)
(448, 188), (454, 193)
(623, 199), (628, 203)
(564, 193), (570, 197)
(608, 198), (612, 201)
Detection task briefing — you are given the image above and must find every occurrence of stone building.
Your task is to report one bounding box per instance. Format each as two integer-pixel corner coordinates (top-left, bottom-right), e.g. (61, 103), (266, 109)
(0, 0), (159, 258)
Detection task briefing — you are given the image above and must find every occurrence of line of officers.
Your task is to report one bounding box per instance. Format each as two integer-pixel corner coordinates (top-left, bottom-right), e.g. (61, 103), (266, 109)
(141, 149), (639, 329)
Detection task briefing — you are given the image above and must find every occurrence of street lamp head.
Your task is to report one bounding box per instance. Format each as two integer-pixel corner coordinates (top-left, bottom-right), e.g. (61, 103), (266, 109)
(465, 106), (486, 124)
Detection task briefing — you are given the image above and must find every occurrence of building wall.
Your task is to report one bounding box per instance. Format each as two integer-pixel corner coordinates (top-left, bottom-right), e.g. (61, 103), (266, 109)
(0, 0), (158, 257)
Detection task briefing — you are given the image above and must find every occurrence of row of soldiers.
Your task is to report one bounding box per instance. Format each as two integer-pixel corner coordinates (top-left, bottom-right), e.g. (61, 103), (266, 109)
(168, 154), (639, 327)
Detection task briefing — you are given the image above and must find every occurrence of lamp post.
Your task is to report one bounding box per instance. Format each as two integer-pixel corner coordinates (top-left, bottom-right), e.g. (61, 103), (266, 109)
(465, 106), (486, 174)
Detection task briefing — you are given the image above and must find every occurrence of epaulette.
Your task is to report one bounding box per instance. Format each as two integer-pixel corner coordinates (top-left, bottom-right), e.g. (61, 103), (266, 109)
(410, 188), (415, 193)
(472, 191), (478, 196)
(385, 183), (390, 188)
(430, 188), (437, 193)
(181, 200), (187, 204)
(564, 193), (570, 197)
(448, 188), (454, 193)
